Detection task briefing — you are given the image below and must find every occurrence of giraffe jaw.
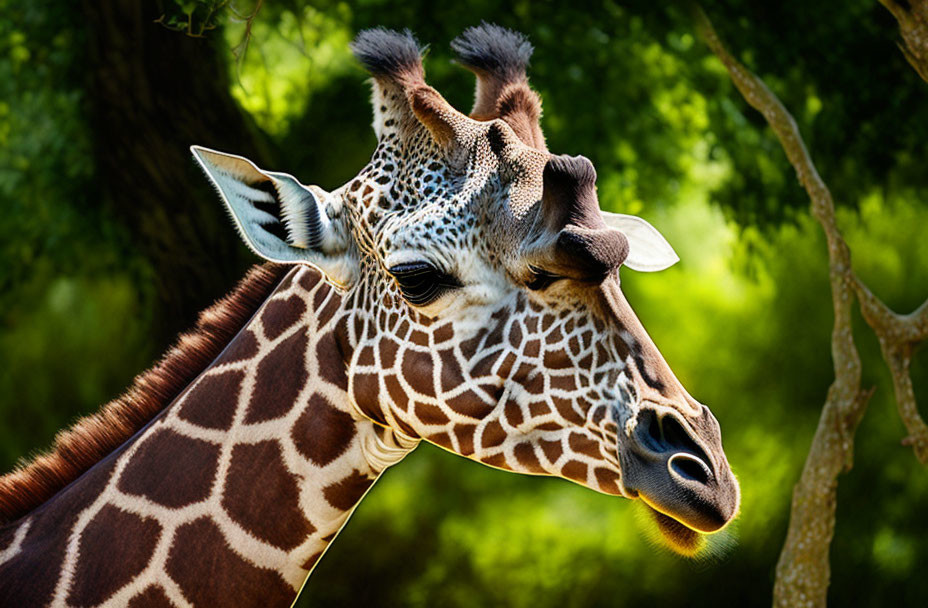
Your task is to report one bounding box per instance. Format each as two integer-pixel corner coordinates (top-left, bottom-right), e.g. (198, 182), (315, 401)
(643, 503), (708, 557)
(618, 405), (741, 548)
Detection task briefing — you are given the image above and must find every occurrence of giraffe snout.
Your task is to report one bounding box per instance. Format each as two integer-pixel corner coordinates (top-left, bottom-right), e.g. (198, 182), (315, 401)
(620, 406), (739, 535)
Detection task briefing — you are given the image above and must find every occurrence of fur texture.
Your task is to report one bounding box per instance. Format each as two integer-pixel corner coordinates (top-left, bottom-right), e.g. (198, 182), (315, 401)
(0, 263), (289, 525)
(451, 22), (533, 81)
(350, 28), (424, 83)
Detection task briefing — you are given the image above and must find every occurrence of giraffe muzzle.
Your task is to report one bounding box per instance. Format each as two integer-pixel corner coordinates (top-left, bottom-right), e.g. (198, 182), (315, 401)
(620, 406), (739, 535)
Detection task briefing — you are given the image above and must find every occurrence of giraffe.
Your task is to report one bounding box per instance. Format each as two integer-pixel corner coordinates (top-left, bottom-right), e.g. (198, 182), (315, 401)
(0, 24), (740, 607)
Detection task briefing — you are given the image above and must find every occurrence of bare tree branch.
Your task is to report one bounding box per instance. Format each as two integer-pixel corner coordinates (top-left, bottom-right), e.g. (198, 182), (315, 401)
(852, 277), (928, 463)
(878, 0), (928, 83)
(692, 7), (869, 607)
(693, 3), (928, 605)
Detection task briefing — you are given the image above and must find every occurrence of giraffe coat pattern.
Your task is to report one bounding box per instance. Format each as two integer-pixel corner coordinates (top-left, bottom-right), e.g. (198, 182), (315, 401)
(0, 23), (739, 607)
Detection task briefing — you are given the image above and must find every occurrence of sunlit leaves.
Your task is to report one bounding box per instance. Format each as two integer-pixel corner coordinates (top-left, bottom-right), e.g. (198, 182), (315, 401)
(224, 4), (354, 136)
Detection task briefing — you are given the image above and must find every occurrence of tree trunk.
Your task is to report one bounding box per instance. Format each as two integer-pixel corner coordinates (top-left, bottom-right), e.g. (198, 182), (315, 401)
(80, 0), (273, 342)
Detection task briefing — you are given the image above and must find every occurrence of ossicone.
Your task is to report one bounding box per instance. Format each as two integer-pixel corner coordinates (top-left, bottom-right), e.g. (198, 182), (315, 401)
(452, 23), (546, 150)
(532, 154), (628, 283)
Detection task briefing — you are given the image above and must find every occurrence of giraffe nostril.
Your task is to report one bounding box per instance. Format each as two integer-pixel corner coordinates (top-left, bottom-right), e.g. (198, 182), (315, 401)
(668, 453), (712, 485)
(633, 409), (714, 473)
(637, 409), (664, 453)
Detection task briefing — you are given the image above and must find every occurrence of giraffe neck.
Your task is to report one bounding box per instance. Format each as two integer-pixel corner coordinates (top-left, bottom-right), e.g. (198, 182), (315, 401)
(0, 266), (418, 608)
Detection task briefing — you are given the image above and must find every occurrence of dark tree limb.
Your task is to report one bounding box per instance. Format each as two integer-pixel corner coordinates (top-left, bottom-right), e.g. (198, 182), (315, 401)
(80, 0), (273, 342)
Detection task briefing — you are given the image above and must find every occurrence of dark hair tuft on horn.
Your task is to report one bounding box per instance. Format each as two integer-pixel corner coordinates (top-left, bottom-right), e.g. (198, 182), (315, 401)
(351, 28), (425, 81)
(451, 22), (533, 81)
(452, 23), (546, 150)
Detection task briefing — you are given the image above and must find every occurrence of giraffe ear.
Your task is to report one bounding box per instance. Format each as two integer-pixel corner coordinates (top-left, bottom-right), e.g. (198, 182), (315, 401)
(191, 146), (348, 266)
(601, 212), (679, 272)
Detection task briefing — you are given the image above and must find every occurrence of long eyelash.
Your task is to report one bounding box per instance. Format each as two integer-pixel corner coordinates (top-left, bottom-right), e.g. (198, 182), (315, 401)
(526, 266), (560, 291)
(389, 262), (461, 306)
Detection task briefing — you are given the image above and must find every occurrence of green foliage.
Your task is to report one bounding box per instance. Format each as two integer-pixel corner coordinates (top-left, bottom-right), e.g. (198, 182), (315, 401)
(1, 0), (927, 606)
(0, 0), (155, 464)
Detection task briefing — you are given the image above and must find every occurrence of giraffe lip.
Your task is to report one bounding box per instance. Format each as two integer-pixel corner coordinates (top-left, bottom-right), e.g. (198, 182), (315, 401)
(639, 495), (707, 533)
(632, 474), (736, 534)
(641, 503), (707, 556)
(620, 406), (740, 534)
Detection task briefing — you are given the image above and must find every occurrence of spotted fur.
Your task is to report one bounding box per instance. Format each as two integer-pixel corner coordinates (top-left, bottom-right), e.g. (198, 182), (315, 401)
(0, 25), (738, 607)
(0, 263), (288, 526)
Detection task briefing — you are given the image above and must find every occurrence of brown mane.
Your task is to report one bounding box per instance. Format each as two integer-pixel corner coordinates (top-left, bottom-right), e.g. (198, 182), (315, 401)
(0, 263), (291, 525)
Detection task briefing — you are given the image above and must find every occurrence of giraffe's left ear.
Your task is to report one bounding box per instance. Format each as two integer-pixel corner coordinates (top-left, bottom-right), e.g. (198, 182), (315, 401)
(601, 212), (680, 272)
(191, 146), (354, 282)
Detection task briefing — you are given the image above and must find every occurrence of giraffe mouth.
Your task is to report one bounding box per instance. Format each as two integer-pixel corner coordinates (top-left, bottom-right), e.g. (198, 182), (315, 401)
(642, 503), (707, 557)
(619, 406), (740, 552)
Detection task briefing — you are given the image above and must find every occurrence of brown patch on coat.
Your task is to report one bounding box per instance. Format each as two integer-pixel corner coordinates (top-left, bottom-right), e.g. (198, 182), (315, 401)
(166, 517), (294, 608)
(349, 373), (383, 424)
(403, 349), (436, 397)
(261, 295), (306, 340)
(513, 442), (544, 473)
(480, 452), (508, 469)
(561, 460), (588, 484)
(178, 370), (245, 431)
(317, 289), (342, 326)
(301, 552), (324, 570)
(439, 349), (466, 392)
(379, 339), (399, 368)
(568, 432), (602, 459)
(414, 402), (449, 426)
(428, 431), (453, 448)
(454, 423), (476, 455)
(322, 470), (373, 511)
(539, 438), (563, 464)
(118, 428), (220, 508)
(504, 400), (524, 427)
(481, 419), (506, 449)
(316, 330), (349, 388)
(68, 505), (162, 606)
(128, 586), (174, 608)
(291, 394), (357, 466)
(594, 467), (622, 495)
(0, 457), (117, 606)
(222, 441), (315, 550)
(244, 330), (308, 423)
(0, 263), (290, 524)
(445, 390), (495, 419)
(220, 329), (260, 364)
(298, 268), (321, 291)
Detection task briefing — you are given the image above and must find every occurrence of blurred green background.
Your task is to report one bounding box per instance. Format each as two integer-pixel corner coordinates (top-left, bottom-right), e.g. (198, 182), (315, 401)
(2, 0), (926, 606)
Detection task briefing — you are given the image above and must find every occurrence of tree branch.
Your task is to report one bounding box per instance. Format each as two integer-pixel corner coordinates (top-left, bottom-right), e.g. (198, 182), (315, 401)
(694, 4), (928, 605)
(851, 277), (928, 463)
(692, 7), (870, 607)
(878, 0), (928, 83)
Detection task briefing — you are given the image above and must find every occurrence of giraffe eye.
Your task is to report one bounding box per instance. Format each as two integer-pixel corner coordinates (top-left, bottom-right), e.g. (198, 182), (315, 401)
(526, 266), (561, 291)
(388, 262), (461, 306)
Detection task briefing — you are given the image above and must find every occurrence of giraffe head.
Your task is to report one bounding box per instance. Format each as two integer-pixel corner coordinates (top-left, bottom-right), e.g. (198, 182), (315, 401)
(192, 25), (739, 554)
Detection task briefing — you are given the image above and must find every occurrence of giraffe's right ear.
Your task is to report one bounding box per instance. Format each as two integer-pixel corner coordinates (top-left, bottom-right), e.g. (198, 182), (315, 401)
(191, 146), (354, 281)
